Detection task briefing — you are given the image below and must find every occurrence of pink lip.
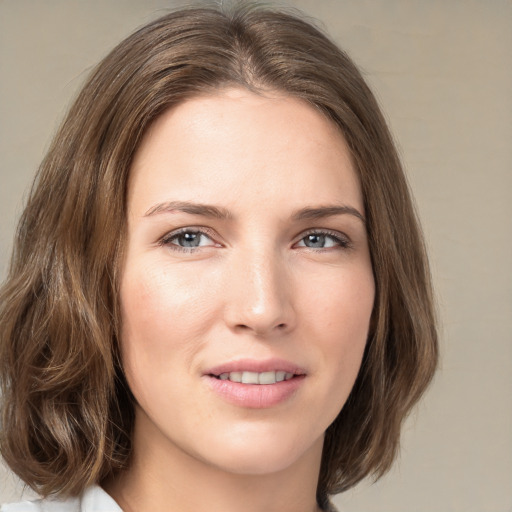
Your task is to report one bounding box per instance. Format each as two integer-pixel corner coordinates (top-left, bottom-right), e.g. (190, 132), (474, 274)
(203, 358), (306, 409)
(204, 358), (306, 376)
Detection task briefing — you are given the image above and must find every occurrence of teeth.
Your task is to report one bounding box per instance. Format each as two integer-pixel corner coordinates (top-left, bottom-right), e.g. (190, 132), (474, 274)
(276, 371), (286, 382)
(258, 371), (276, 384)
(229, 371), (242, 383)
(242, 371), (260, 384)
(216, 370), (296, 385)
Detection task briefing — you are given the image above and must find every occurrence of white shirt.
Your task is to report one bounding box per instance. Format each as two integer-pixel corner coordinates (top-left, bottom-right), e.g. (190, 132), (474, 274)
(2, 486), (338, 511)
(0, 485), (122, 512)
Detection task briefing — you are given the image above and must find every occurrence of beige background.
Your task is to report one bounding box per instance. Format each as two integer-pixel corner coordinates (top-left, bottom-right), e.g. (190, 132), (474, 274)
(1, 0), (511, 510)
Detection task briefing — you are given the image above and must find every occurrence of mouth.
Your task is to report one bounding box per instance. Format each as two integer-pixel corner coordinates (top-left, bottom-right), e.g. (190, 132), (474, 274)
(210, 370), (298, 385)
(204, 359), (306, 408)
(204, 358), (306, 383)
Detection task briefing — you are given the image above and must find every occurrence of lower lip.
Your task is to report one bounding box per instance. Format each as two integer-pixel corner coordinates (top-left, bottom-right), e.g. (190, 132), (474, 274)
(204, 375), (305, 408)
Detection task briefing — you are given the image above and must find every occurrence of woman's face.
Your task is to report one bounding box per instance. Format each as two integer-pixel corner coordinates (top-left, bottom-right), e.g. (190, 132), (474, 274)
(119, 88), (375, 476)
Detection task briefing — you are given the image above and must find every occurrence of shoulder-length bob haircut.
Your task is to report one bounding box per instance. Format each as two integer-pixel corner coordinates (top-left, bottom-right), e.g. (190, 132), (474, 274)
(0, 2), (437, 506)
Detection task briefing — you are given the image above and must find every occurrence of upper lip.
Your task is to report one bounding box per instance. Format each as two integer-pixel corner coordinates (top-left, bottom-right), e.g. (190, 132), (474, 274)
(204, 358), (306, 377)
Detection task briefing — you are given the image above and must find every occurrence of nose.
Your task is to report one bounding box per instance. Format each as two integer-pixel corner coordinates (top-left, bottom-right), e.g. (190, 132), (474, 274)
(223, 247), (296, 337)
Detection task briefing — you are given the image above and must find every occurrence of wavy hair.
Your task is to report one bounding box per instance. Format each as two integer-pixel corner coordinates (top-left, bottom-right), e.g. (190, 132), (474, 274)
(0, 3), (437, 506)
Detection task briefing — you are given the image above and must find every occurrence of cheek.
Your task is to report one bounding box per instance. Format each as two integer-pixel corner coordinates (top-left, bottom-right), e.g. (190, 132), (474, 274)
(302, 265), (374, 391)
(121, 262), (214, 345)
(118, 262), (218, 393)
(302, 263), (374, 338)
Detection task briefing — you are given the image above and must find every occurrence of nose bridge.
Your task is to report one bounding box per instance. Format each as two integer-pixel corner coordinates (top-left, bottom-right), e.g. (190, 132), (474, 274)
(225, 241), (294, 336)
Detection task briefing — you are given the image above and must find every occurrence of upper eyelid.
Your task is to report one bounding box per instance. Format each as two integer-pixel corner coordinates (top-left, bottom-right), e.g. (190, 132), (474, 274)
(295, 228), (351, 243)
(161, 226), (347, 238)
(160, 226), (351, 248)
(161, 226), (217, 241)
(297, 227), (349, 238)
(159, 228), (218, 252)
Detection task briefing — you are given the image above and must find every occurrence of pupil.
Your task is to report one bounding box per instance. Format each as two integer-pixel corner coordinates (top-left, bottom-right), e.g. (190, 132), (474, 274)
(306, 234), (325, 248)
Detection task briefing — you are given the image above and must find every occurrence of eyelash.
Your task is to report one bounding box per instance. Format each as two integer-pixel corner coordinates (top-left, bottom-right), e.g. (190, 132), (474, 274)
(297, 229), (352, 251)
(159, 227), (219, 253)
(159, 227), (352, 253)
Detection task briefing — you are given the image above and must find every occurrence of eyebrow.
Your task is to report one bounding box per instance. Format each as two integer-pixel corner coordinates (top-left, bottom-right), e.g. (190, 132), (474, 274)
(144, 200), (365, 224)
(144, 201), (233, 220)
(292, 205), (365, 224)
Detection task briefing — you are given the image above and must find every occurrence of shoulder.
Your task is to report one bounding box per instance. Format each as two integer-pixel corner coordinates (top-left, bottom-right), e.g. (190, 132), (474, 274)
(1, 486), (122, 512)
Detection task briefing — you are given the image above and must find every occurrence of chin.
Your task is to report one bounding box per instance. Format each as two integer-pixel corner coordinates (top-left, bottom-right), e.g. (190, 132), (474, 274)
(193, 425), (325, 476)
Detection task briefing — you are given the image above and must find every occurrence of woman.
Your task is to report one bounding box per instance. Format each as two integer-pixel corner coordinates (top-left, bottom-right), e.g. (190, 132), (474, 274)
(0, 4), (437, 511)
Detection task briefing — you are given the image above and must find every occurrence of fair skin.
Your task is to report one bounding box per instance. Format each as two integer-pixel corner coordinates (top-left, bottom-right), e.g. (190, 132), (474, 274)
(106, 88), (375, 512)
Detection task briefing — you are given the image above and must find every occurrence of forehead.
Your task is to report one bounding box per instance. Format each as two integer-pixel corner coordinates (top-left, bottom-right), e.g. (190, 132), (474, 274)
(128, 88), (362, 216)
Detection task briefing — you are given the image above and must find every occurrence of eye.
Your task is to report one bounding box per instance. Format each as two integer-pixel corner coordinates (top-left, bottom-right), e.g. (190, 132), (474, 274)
(160, 228), (218, 252)
(295, 230), (351, 250)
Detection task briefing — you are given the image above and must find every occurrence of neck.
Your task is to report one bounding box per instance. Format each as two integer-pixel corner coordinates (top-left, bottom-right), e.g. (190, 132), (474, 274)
(104, 411), (324, 512)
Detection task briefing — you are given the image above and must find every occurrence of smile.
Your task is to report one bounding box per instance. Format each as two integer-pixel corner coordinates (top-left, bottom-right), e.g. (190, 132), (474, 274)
(213, 370), (296, 385)
(204, 359), (306, 408)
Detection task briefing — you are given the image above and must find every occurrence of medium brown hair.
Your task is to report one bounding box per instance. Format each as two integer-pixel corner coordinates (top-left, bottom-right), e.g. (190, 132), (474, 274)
(0, 3), (437, 506)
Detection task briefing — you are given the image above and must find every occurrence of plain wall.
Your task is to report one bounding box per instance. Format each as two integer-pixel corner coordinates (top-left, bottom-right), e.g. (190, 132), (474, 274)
(1, 1), (511, 511)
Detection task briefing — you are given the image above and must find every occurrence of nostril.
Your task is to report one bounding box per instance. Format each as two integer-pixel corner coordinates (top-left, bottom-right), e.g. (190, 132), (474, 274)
(234, 322), (287, 335)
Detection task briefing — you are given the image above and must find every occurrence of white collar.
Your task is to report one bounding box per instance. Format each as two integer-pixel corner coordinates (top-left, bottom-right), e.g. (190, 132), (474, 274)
(1, 485), (122, 512)
(80, 485), (122, 512)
